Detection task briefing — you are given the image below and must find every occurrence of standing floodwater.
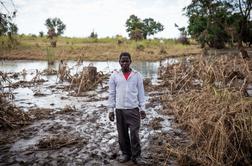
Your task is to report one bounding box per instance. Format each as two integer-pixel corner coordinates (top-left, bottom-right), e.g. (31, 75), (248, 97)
(0, 60), (162, 110)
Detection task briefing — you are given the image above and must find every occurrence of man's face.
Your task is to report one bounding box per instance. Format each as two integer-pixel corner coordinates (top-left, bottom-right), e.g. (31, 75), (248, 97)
(119, 55), (131, 72)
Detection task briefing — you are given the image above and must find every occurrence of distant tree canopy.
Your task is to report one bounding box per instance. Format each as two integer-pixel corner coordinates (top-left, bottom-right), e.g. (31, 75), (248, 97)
(39, 31), (44, 37)
(126, 15), (164, 40)
(45, 18), (66, 47)
(45, 18), (66, 38)
(0, 3), (18, 36)
(89, 31), (98, 38)
(175, 23), (189, 45)
(184, 0), (252, 48)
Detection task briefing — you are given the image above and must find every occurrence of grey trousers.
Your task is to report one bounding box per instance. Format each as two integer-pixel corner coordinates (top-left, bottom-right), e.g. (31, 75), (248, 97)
(116, 108), (141, 158)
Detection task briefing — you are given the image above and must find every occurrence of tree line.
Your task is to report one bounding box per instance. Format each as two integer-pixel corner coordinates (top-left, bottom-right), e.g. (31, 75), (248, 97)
(185, 0), (252, 48)
(0, 0), (17, 36)
(1, 0), (251, 49)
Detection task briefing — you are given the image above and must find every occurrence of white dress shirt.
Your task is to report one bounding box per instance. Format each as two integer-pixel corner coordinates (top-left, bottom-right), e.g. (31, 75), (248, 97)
(108, 69), (145, 111)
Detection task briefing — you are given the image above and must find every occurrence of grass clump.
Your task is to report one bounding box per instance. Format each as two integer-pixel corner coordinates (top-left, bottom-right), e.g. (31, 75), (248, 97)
(0, 96), (31, 130)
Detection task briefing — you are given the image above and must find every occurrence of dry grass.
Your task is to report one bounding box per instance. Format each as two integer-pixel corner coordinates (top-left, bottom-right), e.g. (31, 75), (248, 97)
(159, 55), (252, 165)
(0, 73), (28, 130)
(0, 97), (31, 129)
(149, 117), (164, 130)
(0, 36), (201, 61)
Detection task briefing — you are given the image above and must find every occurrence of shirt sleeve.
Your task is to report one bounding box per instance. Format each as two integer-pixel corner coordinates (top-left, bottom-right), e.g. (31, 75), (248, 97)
(108, 73), (116, 109)
(137, 73), (145, 110)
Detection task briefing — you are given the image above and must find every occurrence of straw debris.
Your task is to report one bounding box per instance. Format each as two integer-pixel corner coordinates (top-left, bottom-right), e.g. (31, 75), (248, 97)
(0, 97), (31, 130)
(149, 117), (164, 130)
(28, 108), (54, 120)
(159, 55), (252, 165)
(58, 63), (109, 95)
(37, 134), (85, 150)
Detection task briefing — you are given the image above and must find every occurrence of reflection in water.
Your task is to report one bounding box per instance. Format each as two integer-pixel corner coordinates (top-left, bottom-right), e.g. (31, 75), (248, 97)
(47, 61), (58, 71)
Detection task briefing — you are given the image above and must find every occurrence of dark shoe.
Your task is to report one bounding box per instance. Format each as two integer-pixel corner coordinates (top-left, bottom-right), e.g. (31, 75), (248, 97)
(118, 155), (131, 163)
(132, 156), (146, 165)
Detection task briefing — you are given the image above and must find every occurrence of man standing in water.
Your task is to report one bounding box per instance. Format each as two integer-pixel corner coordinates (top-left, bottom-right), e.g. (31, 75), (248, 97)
(108, 52), (146, 164)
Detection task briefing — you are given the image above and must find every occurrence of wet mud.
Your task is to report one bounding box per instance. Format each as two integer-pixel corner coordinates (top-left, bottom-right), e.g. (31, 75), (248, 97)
(0, 60), (182, 165)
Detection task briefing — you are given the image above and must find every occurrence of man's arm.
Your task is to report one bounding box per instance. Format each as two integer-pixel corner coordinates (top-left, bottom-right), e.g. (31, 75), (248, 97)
(137, 73), (145, 111)
(108, 74), (116, 112)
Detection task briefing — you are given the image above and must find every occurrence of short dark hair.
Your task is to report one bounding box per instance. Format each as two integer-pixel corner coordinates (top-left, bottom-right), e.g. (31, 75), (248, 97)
(119, 52), (131, 61)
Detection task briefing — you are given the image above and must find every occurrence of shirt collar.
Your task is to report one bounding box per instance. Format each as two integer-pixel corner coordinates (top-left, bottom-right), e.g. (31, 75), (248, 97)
(119, 68), (137, 73)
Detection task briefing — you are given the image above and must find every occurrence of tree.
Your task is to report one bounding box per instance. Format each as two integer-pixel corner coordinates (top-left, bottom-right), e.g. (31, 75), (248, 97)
(126, 14), (164, 40)
(0, 1), (18, 49)
(130, 28), (144, 41)
(184, 0), (231, 48)
(39, 31), (44, 37)
(89, 31), (98, 38)
(45, 18), (66, 47)
(225, 0), (252, 46)
(142, 18), (164, 39)
(0, 3), (18, 36)
(184, 0), (252, 48)
(174, 23), (189, 44)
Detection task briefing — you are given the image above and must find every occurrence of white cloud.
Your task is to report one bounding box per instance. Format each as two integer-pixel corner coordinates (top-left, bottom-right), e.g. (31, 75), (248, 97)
(13, 0), (191, 38)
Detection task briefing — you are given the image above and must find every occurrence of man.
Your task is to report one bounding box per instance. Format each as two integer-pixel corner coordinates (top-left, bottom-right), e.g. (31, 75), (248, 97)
(108, 52), (146, 164)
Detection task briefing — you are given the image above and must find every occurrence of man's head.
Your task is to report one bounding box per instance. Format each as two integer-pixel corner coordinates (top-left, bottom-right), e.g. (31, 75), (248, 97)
(119, 52), (132, 72)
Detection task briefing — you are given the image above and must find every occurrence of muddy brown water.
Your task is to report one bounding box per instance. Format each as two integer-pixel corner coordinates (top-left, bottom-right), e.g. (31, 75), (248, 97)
(0, 60), (180, 165)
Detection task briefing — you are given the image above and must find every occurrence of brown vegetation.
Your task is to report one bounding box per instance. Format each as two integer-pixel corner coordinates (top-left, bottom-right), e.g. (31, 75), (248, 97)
(0, 97), (31, 129)
(58, 63), (108, 95)
(159, 54), (252, 165)
(37, 134), (85, 150)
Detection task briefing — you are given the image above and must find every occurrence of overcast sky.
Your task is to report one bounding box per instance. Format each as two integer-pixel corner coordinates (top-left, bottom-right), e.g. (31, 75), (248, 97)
(3, 0), (191, 38)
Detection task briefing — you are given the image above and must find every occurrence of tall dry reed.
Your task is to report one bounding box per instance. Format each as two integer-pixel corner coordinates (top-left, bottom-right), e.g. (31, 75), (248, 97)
(160, 54), (252, 165)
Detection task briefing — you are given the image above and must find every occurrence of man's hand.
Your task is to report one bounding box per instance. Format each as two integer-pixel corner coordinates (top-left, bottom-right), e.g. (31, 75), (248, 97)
(140, 111), (146, 119)
(109, 112), (115, 121)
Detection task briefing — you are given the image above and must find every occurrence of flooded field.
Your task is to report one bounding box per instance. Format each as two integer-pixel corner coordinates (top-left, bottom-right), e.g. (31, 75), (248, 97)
(1, 54), (252, 165)
(0, 59), (180, 165)
(0, 60), (162, 110)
